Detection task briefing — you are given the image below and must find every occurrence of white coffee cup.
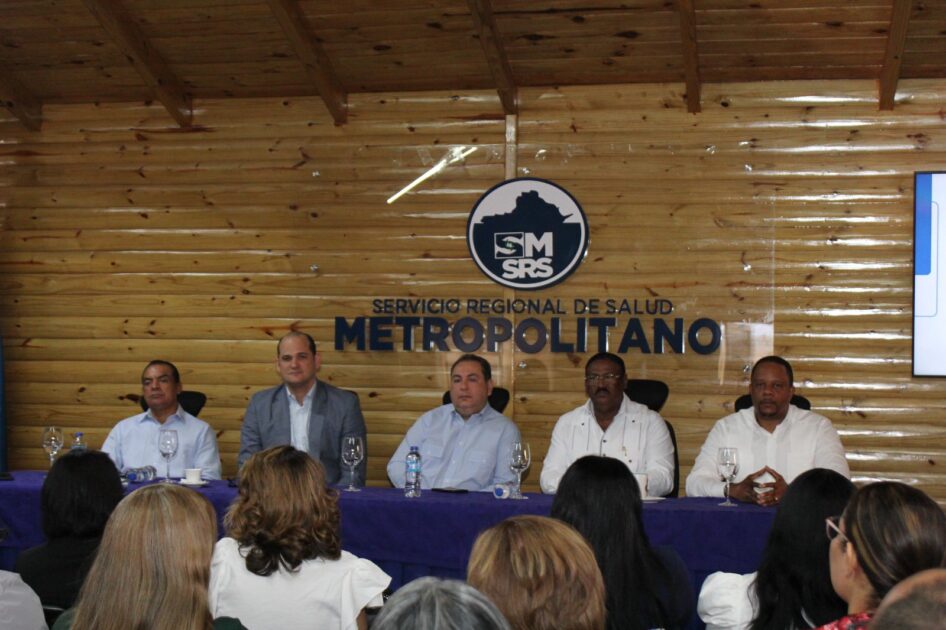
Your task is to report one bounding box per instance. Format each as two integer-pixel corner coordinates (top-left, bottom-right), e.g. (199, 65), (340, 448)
(184, 468), (202, 484)
(634, 473), (649, 498)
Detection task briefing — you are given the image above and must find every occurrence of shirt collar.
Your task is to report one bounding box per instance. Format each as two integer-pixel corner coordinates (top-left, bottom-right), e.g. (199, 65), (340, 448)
(582, 393), (630, 423)
(450, 403), (492, 424)
(285, 382), (316, 405)
(141, 405), (184, 425)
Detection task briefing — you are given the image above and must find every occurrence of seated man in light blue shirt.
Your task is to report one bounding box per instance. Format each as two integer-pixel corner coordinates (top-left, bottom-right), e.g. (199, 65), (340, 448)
(387, 354), (520, 492)
(102, 360), (222, 480)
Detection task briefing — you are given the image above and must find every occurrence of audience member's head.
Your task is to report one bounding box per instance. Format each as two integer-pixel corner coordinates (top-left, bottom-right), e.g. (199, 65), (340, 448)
(869, 568), (946, 629)
(71, 484), (217, 630)
(372, 577), (511, 630)
(830, 482), (946, 615)
(749, 468), (855, 630)
(550, 455), (667, 630)
(467, 515), (606, 630)
(41, 449), (123, 539)
(225, 445), (341, 576)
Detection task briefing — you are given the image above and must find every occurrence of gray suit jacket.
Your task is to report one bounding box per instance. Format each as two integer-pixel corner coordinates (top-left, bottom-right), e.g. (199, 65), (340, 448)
(238, 381), (367, 485)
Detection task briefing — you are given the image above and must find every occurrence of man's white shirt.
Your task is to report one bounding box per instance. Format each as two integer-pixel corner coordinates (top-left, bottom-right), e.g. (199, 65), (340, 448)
(540, 394), (675, 496)
(286, 383), (315, 453)
(685, 404), (849, 497)
(102, 405), (222, 479)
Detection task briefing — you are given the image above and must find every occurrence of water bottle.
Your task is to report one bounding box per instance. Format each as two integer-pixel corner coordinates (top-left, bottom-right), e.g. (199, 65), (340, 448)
(404, 446), (422, 498)
(70, 432), (87, 453)
(124, 466), (157, 483)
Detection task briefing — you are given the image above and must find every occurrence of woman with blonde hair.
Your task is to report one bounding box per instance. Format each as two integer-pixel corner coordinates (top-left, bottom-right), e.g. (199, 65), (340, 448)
(209, 446), (390, 630)
(52, 483), (244, 630)
(816, 481), (946, 629)
(467, 514), (606, 630)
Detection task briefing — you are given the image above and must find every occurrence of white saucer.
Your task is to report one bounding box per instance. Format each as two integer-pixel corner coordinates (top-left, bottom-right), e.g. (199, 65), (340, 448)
(178, 479), (208, 487)
(642, 496), (665, 503)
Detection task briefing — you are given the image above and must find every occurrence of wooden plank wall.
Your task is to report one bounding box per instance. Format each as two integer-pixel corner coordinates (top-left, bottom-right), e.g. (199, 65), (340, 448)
(1, 79), (945, 499)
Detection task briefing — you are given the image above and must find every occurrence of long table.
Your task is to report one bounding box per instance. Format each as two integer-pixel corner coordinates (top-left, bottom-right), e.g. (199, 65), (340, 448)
(0, 472), (776, 628)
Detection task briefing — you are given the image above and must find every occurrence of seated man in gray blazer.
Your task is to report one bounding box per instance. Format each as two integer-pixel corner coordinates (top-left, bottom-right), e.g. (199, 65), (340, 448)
(238, 332), (367, 485)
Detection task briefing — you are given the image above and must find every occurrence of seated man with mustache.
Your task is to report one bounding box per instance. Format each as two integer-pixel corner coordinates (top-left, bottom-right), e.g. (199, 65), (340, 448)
(540, 352), (675, 497)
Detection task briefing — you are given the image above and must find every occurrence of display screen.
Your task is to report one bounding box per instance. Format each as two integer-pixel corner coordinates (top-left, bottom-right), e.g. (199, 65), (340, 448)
(914, 172), (946, 376)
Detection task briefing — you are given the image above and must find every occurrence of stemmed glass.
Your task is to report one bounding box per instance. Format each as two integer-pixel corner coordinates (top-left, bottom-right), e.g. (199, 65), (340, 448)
(158, 429), (179, 483)
(717, 447), (739, 507)
(341, 436), (364, 492)
(509, 441), (531, 500)
(41, 427), (64, 471)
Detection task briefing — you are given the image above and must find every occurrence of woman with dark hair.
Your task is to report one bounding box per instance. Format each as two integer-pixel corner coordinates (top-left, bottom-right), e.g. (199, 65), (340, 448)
(15, 449), (124, 611)
(698, 468), (854, 629)
(550, 455), (693, 630)
(815, 481), (946, 629)
(209, 446), (390, 630)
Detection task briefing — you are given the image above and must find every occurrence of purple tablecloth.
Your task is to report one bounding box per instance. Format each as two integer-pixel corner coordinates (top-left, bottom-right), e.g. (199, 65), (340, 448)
(0, 471), (775, 628)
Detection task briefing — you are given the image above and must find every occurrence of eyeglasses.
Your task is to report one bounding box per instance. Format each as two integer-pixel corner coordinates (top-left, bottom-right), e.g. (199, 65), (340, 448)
(584, 373), (622, 383)
(825, 515), (848, 544)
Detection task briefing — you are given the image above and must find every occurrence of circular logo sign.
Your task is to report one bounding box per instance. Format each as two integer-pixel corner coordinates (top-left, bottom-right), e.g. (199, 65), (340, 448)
(467, 178), (589, 290)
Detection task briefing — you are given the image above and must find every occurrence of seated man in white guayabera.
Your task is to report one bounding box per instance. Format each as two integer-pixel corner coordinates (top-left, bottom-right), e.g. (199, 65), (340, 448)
(540, 352), (675, 497)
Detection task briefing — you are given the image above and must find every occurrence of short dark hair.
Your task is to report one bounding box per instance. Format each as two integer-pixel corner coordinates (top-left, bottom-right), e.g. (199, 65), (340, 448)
(451, 354), (491, 381)
(751, 356), (794, 386)
(42, 449), (124, 539)
(142, 360), (180, 384)
(585, 352), (626, 376)
(277, 331), (317, 355)
(871, 569), (946, 630)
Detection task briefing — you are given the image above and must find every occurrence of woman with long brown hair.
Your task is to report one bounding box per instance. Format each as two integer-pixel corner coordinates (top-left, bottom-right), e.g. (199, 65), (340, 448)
(52, 483), (244, 630)
(816, 481), (946, 629)
(209, 446), (390, 630)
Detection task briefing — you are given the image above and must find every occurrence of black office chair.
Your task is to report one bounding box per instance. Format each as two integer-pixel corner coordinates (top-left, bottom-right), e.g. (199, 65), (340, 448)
(138, 390), (207, 416)
(441, 387), (510, 413)
(43, 605), (65, 627)
(624, 379), (678, 497)
(734, 393), (811, 411)
(625, 379), (669, 413)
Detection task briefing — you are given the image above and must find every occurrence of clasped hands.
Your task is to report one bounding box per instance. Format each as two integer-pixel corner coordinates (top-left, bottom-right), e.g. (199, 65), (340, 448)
(725, 466), (787, 507)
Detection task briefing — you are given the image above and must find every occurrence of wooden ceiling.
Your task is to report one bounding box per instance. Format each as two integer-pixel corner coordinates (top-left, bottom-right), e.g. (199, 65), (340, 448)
(0, 1), (940, 130)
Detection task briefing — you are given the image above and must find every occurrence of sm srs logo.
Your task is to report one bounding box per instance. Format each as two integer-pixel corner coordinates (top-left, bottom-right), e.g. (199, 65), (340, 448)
(467, 178), (589, 290)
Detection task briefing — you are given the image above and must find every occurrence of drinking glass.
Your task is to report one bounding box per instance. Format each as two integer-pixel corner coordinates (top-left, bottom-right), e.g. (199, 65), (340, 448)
(158, 429), (179, 483)
(41, 426), (64, 471)
(509, 441), (531, 500)
(341, 436), (364, 492)
(717, 447), (739, 507)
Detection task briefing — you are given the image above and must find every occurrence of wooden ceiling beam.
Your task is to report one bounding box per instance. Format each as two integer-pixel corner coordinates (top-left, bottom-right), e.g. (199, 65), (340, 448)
(467, 0), (518, 115)
(0, 65), (43, 131)
(676, 0), (701, 114)
(81, 0), (192, 127)
(878, 0), (913, 110)
(267, 0), (347, 125)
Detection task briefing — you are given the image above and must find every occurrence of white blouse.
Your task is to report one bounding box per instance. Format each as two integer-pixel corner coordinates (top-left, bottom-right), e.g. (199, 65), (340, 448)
(698, 571), (758, 630)
(209, 537), (390, 630)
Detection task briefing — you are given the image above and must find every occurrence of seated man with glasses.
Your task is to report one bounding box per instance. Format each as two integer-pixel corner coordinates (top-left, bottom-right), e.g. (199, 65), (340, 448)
(539, 352), (674, 495)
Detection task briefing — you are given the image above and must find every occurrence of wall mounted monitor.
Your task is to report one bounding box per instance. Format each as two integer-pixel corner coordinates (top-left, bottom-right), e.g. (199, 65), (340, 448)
(914, 172), (946, 376)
